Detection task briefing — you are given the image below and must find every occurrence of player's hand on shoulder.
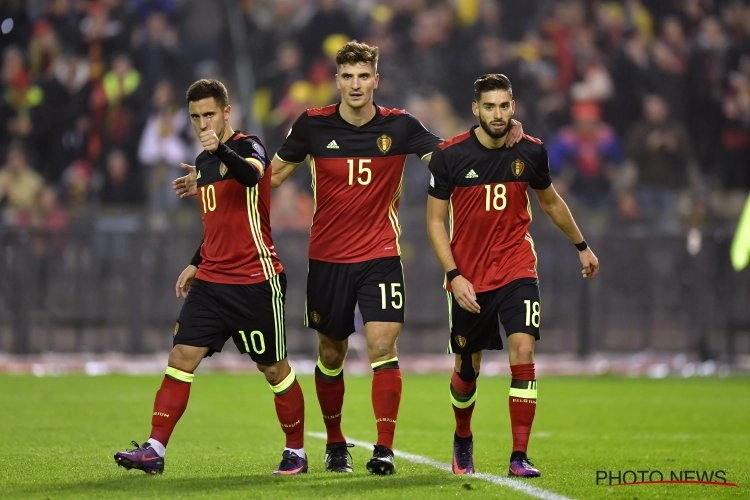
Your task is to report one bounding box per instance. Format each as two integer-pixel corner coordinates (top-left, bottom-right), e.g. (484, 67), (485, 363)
(506, 119), (524, 147)
(173, 163), (198, 198)
(175, 264), (198, 298)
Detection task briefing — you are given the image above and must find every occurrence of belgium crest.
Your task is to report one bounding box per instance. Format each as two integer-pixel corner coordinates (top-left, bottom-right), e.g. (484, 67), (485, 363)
(511, 158), (525, 177)
(220, 163), (228, 177)
(377, 134), (392, 154)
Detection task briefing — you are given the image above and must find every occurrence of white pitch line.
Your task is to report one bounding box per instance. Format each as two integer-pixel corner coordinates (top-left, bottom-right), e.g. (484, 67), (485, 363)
(307, 432), (574, 500)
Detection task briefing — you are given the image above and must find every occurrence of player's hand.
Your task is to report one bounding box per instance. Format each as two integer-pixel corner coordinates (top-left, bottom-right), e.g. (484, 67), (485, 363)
(579, 248), (600, 279)
(199, 122), (220, 152)
(175, 264), (198, 298)
(451, 275), (481, 314)
(172, 163), (197, 198)
(505, 118), (524, 147)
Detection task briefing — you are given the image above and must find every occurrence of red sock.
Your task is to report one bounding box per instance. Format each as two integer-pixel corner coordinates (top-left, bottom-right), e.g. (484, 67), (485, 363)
(315, 365), (346, 444)
(372, 362), (402, 450)
(274, 378), (305, 449)
(150, 372), (192, 446)
(450, 371), (476, 439)
(509, 363), (537, 453)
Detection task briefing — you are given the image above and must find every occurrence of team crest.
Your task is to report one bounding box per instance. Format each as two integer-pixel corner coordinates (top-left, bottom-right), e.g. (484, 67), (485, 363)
(310, 311), (321, 325)
(455, 335), (467, 348)
(220, 163), (228, 177)
(173, 322), (180, 336)
(377, 134), (392, 154)
(511, 158), (525, 177)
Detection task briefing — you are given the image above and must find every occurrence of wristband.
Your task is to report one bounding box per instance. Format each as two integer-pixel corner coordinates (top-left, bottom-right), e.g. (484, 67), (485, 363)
(446, 268), (461, 281)
(575, 240), (588, 251)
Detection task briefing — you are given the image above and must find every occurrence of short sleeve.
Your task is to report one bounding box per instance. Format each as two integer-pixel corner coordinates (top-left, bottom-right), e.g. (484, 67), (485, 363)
(427, 147), (453, 200)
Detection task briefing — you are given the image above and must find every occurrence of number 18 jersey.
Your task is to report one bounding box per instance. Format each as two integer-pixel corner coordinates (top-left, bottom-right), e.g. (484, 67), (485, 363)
(428, 127), (552, 293)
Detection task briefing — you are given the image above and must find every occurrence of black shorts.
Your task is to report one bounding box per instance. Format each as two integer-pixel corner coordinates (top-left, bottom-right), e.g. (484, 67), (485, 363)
(174, 274), (287, 364)
(305, 257), (405, 340)
(448, 277), (541, 354)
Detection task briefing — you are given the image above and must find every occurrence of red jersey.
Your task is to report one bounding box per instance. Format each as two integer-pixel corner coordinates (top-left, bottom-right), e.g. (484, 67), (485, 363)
(276, 104), (440, 263)
(194, 132), (282, 284)
(428, 127), (552, 293)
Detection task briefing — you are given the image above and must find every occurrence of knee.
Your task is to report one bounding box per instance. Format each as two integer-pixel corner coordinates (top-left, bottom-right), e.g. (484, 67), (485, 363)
(257, 360), (290, 386)
(511, 342), (535, 365)
(458, 355), (479, 382)
(318, 343), (346, 369)
(168, 344), (204, 371)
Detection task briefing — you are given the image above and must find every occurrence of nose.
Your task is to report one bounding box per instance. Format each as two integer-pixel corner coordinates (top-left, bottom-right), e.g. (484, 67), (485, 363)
(201, 117), (211, 129)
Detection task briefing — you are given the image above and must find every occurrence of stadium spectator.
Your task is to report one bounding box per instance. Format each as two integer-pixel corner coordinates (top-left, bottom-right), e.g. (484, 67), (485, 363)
(624, 93), (697, 233)
(547, 100), (624, 229)
(137, 79), (194, 216)
(114, 79), (307, 476)
(0, 141), (44, 226)
(426, 73), (599, 477)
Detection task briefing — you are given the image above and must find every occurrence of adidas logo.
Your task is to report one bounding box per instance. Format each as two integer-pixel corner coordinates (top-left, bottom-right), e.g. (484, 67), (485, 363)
(326, 140), (339, 149)
(465, 169), (478, 179)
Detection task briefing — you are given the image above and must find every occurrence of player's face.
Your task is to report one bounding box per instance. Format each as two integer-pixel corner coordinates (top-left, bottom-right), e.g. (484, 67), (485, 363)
(472, 90), (514, 140)
(336, 62), (379, 111)
(188, 97), (230, 141)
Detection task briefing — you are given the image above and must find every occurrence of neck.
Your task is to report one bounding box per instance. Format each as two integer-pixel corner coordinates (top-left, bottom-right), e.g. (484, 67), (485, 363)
(220, 127), (235, 142)
(339, 102), (376, 127)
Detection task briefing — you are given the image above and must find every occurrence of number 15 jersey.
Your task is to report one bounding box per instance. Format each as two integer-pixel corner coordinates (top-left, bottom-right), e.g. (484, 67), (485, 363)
(276, 104), (440, 263)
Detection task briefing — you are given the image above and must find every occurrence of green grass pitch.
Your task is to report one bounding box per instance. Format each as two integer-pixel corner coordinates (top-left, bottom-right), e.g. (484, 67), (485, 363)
(0, 373), (747, 499)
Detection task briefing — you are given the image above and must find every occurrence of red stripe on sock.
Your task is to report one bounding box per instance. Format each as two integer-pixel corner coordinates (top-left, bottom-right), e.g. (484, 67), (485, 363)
(372, 367), (402, 450)
(509, 363), (536, 453)
(275, 378), (305, 449)
(315, 369), (346, 444)
(451, 371), (476, 439)
(150, 374), (192, 446)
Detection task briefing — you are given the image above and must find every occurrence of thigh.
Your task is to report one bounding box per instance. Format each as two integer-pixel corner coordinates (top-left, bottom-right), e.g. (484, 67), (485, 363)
(357, 257), (406, 325)
(498, 278), (541, 340)
(222, 273), (288, 364)
(448, 289), (503, 354)
(176, 279), (232, 355)
(305, 260), (357, 340)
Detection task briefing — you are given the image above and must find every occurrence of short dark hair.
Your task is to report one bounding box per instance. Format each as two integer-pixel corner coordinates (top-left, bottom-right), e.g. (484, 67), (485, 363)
(473, 74), (513, 102)
(335, 40), (379, 72)
(185, 79), (229, 108)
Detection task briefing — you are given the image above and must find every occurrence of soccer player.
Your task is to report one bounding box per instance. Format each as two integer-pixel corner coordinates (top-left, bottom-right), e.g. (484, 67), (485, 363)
(269, 42), (525, 475)
(426, 74), (599, 477)
(114, 79), (307, 476)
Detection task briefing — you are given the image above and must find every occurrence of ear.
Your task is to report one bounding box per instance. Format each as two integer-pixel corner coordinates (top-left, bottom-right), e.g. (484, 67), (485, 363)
(373, 73), (379, 89)
(224, 104), (232, 121)
(472, 101), (479, 118)
(335, 73), (341, 90)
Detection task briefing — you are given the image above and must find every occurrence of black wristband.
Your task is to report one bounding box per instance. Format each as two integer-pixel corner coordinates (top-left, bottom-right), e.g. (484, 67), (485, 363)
(446, 268), (461, 281)
(575, 240), (588, 251)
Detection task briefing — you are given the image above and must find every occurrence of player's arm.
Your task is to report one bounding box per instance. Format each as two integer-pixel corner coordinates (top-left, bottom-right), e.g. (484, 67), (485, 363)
(534, 184), (600, 279)
(270, 155), (302, 188)
(213, 142), (264, 187)
(426, 195), (480, 313)
(173, 163), (197, 199)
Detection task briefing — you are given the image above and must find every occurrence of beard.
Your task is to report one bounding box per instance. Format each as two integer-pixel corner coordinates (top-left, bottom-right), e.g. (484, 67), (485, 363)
(479, 117), (510, 139)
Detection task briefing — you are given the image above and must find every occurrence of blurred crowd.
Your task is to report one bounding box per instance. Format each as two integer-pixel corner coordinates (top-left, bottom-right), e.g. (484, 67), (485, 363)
(0, 0), (748, 238)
